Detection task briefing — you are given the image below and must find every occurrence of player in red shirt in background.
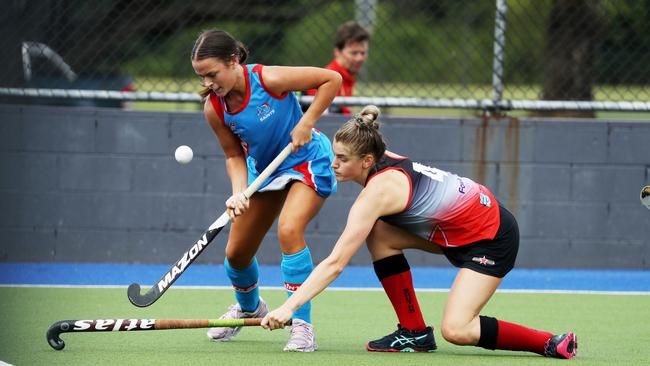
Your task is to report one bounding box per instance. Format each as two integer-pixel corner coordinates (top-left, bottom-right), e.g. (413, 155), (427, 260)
(262, 105), (578, 359)
(307, 21), (370, 115)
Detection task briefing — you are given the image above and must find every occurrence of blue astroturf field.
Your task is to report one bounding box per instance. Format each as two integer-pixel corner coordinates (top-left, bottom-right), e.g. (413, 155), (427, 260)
(1, 262), (649, 293)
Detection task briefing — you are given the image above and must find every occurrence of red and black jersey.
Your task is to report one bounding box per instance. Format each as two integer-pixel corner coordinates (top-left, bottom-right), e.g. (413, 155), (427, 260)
(366, 151), (500, 247)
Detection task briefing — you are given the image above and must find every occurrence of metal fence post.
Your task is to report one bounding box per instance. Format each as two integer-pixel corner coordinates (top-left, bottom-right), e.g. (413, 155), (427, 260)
(355, 0), (377, 32)
(491, 0), (508, 110)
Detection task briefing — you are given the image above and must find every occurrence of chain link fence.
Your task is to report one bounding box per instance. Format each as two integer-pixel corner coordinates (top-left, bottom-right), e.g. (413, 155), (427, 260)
(1, 0), (649, 112)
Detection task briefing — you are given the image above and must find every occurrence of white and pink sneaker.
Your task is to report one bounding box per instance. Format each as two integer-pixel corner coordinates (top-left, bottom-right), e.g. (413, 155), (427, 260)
(206, 298), (268, 341)
(283, 319), (317, 352)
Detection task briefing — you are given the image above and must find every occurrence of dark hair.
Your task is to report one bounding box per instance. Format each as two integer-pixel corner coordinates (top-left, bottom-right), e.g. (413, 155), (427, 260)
(192, 30), (249, 98)
(334, 105), (385, 160)
(334, 21), (370, 50)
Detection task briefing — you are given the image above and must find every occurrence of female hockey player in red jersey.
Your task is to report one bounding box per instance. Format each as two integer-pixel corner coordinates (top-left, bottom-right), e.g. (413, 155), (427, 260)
(262, 105), (577, 359)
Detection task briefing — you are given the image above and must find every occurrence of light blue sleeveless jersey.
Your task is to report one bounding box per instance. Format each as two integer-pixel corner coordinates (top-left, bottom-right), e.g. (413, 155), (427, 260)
(211, 64), (336, 197)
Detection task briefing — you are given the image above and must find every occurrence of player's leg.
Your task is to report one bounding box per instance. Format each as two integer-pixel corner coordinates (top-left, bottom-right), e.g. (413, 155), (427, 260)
(442, 206), (577, 359)
(441, 268), (577, 358)
(225, 189), (287, 310)
(367, 219), (443, 260)
(276, 181), (326, 352)
(278, 181), (326, 320)
(440, 267), (502, 345)
(207, 190), (287, 341)
(365, 220), (439, 352)
(453, 277), (577, 359)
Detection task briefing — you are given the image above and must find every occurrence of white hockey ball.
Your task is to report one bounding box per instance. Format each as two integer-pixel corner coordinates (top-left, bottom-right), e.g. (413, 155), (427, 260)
(175, 145), (193, 164)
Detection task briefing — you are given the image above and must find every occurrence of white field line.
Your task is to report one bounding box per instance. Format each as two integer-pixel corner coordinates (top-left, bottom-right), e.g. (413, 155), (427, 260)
(1, 284), (648, 295)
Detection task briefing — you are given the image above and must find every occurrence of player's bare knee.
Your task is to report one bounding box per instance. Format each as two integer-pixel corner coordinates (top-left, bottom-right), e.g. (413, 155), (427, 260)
(440, 322), (472, 345)
(224, 246), (254, 268)
(277, 221), (304, 247)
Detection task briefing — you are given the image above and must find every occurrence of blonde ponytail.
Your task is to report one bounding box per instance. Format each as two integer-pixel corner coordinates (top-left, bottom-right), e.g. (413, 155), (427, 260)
(334, 105), (386, 159)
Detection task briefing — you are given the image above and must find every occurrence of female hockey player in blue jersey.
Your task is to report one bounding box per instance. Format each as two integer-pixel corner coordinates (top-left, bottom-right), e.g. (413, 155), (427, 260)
(191, 29), (342, 352)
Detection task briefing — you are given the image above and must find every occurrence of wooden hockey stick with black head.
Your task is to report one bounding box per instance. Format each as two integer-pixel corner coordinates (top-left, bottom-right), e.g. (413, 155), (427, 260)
(47, 317), (291, 350)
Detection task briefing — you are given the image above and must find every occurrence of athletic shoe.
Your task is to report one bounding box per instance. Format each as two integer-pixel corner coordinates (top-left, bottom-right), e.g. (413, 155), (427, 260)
(544, 332), (578, 359)
(283, 318), (317, 352)
(366, 324), (437, 352)
(206, 298), (268, 341)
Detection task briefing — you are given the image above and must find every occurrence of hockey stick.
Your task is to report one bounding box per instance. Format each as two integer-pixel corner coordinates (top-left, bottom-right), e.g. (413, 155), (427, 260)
(127, 143), (293, 307)
(46, 317), (289, 350)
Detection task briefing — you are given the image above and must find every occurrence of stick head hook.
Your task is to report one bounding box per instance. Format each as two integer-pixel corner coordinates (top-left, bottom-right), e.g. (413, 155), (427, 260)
(127, 283), (151, 307)
(46, 321), (69, 350)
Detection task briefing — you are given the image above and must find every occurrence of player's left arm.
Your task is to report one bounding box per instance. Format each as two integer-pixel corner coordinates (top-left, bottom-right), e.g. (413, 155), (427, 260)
(262, 66), (342, 151)
(261, 172), (409, 329)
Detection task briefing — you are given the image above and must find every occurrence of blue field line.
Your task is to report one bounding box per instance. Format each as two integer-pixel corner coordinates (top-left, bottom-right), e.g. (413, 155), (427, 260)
(1, 262), (649, 292)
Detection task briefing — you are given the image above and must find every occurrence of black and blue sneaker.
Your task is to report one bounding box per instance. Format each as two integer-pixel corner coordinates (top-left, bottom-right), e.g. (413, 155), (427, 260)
(366, 324), (437, 352)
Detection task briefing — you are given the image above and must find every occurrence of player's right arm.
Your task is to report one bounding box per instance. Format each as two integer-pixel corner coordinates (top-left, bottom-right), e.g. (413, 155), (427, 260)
(261, 190), (380, 329)
(261, 171), (410, 329)
(203, 100), (249, 219)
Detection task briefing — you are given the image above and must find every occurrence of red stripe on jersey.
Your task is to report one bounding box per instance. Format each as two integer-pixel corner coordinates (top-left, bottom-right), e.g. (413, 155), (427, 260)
(366, 167), (412, 213)
(226, 65), (251, 115)
(208, 93), (226, 125)
(293, 161), (316, 190)
(252, 64), (288, 100)
(428, 225), (448, 245)
(240, 141), (249, 155)
(209, 93), (248, 155)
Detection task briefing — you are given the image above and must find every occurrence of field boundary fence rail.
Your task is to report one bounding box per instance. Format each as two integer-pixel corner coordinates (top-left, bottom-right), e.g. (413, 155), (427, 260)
(1, 0), (649, 112)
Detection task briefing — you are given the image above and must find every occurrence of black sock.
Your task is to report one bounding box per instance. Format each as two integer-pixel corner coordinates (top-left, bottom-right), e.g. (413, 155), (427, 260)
(477, 315), (498, 350)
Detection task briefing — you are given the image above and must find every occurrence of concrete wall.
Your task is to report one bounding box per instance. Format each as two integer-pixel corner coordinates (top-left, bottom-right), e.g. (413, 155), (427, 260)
(1, 104), (649, 268)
